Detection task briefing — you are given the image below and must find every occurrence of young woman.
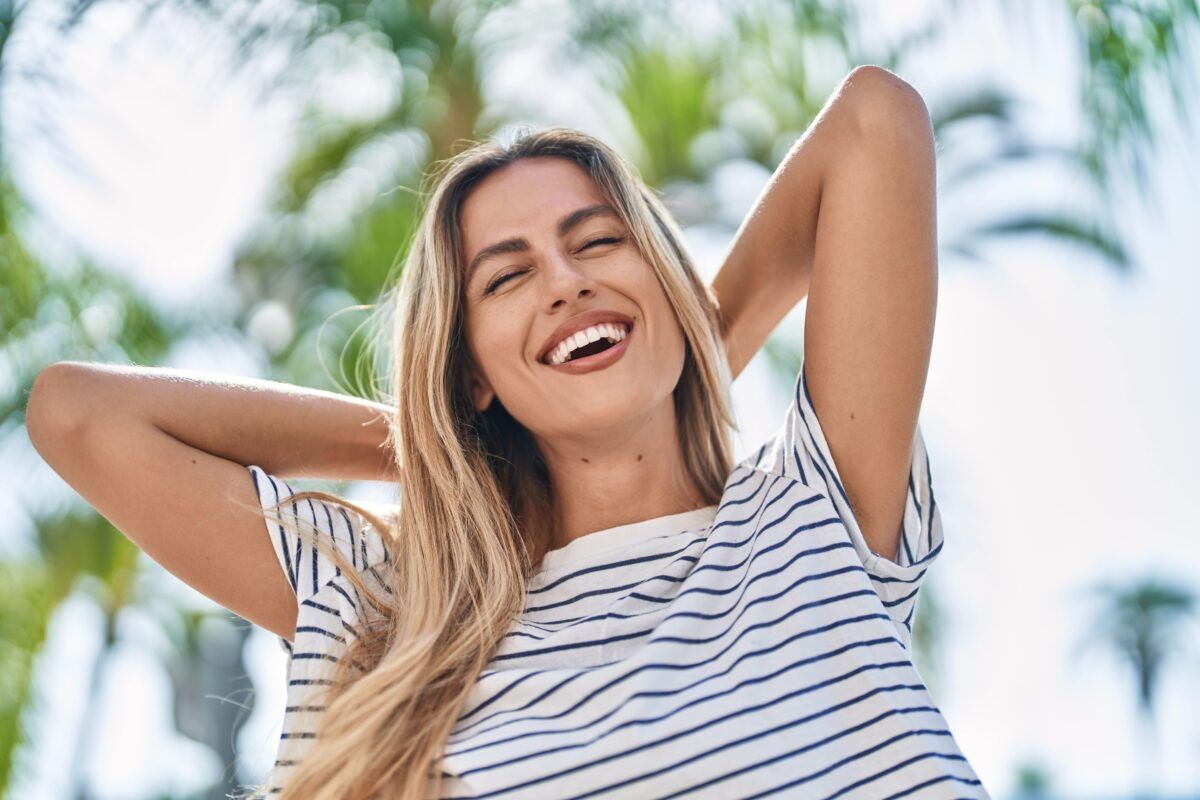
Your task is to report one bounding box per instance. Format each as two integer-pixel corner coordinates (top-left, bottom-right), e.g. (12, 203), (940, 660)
(27, 66), (989, 799)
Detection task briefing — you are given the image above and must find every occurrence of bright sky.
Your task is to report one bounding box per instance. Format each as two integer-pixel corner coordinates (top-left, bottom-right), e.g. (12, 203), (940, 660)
(6, 0), (1200, 798)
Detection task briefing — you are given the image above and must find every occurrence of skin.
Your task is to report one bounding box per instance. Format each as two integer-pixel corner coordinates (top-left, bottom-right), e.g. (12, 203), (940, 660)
(710, 66), (939, 563)
(462, 65), (938, 564)
(24, 66), (934, 648)
(460, 156), (707, 550)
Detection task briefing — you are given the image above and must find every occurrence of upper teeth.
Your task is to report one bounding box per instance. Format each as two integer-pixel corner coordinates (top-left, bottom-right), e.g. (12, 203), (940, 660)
(547, 323), (627, 365)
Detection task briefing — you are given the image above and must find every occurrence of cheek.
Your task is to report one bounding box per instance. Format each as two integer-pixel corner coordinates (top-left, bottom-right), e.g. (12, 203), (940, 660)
(470, 316), (530, 378)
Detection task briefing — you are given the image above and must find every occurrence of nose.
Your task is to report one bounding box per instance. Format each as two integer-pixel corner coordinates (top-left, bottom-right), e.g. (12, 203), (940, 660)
(543, 253), (597, 310)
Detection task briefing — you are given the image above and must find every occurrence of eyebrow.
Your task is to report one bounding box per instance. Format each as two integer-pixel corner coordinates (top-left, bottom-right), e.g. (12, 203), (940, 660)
(466, 203), (622, 287)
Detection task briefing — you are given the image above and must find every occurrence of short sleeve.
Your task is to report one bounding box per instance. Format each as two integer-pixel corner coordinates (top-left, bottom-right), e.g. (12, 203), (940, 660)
(743, 355), (944, 649)
(246, 465), (393, 651)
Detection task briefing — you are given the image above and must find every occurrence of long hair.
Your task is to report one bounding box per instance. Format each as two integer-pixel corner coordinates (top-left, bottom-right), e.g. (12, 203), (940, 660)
(237, 125), (737, 799)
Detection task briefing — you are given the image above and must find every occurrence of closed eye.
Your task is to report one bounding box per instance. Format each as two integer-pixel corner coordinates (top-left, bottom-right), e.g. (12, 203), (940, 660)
(584, 236), (624, 249)
(482, 236), (626, 295)
(483, 269), (528, 295)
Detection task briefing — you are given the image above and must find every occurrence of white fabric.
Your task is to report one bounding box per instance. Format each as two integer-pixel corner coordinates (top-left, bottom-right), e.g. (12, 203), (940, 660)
(245, 354), (990, 798)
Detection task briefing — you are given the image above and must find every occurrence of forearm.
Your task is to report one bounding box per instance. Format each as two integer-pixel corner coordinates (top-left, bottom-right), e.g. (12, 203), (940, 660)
(711, 67), (926, 380)
(710, 72), (861, 377)
(32, 360), (399, 483)
(718, 67), (917, 287)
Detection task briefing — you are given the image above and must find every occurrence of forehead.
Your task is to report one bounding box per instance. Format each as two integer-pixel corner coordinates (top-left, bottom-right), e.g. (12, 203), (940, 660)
(460, 157), (611, 257)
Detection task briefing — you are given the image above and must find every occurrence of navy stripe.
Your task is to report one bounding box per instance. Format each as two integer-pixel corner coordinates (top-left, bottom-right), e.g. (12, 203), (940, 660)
(527, 535), (707, 600)
(251, 369), (980, 799)
(880, 772), (989, 799)
(798, 362), (850, 508)
(293, 623), (346, 642)
(261, 473), (298, 593)
(291, 651), (340, 664)
(590, 709), (958, 800)
(454, 588), (902, 755)
(284, 485), (304, 597)
(904, 472), (920, 566)
(509, 484), (829, 649)
(320, 500), (343, 574)
(820, 746), (979, 799)
(725, 464), (758, 491)
(452, 627), (914, 760)
(335, 506), (357, 569)
(459, 484), (849, 726)
(458, 479), (816, 729)
(452, 490), (884, 740)
(492, 473), (799, 657)
(926, 454), (936, 554)
(299, 496), (318, 597)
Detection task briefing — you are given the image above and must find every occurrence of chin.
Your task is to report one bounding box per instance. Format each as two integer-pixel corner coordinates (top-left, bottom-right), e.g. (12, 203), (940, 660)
(548, 396), (646, 431)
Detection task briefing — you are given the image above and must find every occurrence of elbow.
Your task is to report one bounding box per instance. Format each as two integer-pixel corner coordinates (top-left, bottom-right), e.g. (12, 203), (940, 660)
(26, 361), (92, 456)
(840, 65), (933, 143)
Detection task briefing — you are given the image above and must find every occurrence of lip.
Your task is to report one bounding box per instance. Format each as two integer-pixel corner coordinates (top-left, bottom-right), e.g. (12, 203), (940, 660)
(544, 324), (633, 374)
(537, 309), (635, 365)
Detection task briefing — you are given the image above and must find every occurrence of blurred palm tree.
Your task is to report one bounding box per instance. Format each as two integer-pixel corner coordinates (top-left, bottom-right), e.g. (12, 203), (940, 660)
(1069, 574), (1198, 799)
(0, 3), (234, 795)
(0, 559), (61, 792)
(5, 0), (1200, 796)
(1011, 756), (1055, 799)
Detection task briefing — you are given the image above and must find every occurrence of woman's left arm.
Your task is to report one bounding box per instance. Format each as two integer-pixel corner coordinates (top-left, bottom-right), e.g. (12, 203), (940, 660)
(711, 65), (938, 564)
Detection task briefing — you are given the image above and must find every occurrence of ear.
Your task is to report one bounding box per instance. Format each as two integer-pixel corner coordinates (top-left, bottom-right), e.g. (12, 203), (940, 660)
(467, 365), (495, 413)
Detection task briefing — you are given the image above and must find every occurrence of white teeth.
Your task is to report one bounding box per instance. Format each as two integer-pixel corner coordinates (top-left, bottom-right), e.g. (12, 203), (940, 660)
(547, 322), (630, 366)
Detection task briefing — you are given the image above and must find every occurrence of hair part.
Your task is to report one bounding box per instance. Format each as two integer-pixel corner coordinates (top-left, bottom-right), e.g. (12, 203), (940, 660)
(236, 125), (737, 800)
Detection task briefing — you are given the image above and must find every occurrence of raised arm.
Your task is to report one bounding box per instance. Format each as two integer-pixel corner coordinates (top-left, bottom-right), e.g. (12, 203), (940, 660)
(24, 361), (400, 642)
(711, 65), (938, 564)
(709, 68), (863, 380)
(29, 361), (400, 480)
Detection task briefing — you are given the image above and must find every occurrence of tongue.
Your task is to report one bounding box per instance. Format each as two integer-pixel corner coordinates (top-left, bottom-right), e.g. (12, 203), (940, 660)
(569, 339), (615, 361)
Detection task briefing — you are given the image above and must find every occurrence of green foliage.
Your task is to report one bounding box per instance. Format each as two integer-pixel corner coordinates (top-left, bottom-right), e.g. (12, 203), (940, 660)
(909, 578), (948, 698)
(0, 560), (60, 791)
(1012, 756), (1055, 798)
(612, 44), (725, 186)
(0, 167), (185, 425)
(1067, 0), (1200, 194)
(4, 0), (1200, 795)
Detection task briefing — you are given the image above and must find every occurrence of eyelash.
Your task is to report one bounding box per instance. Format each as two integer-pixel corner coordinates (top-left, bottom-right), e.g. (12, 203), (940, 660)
(483, 236), (626, 295)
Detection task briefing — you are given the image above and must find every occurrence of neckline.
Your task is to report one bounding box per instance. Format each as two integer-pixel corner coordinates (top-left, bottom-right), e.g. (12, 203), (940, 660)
(536, 504), (719, 575)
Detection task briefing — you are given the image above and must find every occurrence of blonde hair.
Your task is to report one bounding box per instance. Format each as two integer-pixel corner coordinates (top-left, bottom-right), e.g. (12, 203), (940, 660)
(238, 125), (737, 799)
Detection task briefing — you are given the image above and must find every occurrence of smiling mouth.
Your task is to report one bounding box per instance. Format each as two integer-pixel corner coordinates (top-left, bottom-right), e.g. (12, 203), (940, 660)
(540, 322), (633, 365)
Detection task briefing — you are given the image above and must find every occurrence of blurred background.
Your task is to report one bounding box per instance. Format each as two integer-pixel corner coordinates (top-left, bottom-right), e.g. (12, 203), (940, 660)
(3, 0), (1199, 797)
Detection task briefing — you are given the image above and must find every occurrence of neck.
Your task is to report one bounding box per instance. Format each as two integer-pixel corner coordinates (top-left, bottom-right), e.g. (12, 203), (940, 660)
(538, 395), (708, 551)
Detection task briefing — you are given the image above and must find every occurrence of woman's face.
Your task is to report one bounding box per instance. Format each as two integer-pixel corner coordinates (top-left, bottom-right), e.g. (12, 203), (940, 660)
(459, 156), (687, 442)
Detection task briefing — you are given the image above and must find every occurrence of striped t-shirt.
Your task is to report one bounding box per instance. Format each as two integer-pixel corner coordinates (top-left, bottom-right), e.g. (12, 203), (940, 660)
(246, 359), (991, 798)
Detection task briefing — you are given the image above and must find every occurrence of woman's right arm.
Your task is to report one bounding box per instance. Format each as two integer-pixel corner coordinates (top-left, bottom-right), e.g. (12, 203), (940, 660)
(24, 360), (401, 643)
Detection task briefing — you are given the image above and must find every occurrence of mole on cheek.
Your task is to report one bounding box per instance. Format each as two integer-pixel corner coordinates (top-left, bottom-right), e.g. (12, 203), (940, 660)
(582, 458), (590, 463)
(637, 454), (643, 461)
